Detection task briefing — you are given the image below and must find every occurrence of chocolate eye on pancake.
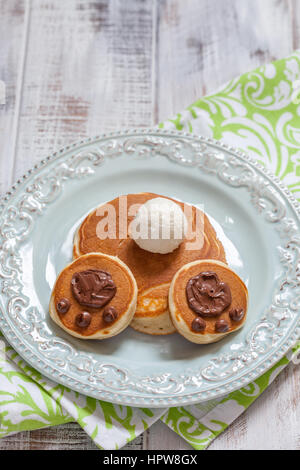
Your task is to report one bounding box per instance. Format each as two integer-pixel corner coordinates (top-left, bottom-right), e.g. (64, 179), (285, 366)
(71, 269), (116, 308)
(169, 259), (248, 344)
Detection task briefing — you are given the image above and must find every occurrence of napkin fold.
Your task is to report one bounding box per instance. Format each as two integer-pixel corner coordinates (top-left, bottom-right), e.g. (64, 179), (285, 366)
(1, 51), (300, 450)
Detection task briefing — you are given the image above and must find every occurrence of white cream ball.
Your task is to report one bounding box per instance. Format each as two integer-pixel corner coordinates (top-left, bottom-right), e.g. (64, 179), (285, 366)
(129, 197), (188, 254)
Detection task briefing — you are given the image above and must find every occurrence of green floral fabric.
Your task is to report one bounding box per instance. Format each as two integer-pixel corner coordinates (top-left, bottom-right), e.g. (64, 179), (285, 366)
(0, 332), (164, 448)
(0, 52), (300, 449)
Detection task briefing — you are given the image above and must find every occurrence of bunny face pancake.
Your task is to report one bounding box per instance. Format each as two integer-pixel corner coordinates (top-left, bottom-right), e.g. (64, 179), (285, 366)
(169, 260), (248, 344)
(49, 253), (137, 339)
(73, 192), (226, 335)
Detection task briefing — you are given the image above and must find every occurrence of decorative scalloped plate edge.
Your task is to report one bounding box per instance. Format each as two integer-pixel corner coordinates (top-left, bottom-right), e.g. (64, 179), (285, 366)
(0, 129), (299, 408)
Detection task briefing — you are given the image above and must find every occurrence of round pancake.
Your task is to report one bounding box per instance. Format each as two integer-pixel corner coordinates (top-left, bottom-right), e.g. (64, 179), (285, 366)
(169, 260), (248, 344)
(130, 283), (174, 335)
(49, 253), (137, 339)
(73, 193), (227, 335)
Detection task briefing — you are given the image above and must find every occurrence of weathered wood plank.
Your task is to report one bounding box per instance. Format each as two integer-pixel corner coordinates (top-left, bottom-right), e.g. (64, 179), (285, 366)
(0, 422), (143, 450)
(156, 0), (294, 122)
(12, 0), (154, 184)
(0, 0), (27, 194)
(290, 0), (300, 50)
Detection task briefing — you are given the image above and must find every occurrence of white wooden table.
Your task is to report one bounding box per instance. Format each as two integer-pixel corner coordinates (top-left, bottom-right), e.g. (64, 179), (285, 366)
(0, 0), (299, 450)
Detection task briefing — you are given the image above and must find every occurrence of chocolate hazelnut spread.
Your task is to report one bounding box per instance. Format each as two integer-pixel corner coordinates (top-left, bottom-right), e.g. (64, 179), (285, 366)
(71, 269), (116, 308)
(186, 271), (232, 317)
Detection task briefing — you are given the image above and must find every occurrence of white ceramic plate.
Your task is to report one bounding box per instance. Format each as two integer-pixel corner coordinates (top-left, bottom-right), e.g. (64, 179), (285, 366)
(0, 130), (299, 408)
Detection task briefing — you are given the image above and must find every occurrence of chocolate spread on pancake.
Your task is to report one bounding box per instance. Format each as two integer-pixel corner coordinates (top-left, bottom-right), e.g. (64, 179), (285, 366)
(71, 269), (116, 308)
(186, 271), (231, 317)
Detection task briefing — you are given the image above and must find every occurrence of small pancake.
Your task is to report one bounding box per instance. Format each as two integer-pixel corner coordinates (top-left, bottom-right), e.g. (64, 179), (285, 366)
(49, 253), (137, 339)
(73, 193), (227, 335)
(169, 260), (248, 344)
(131, 283), (175, 335)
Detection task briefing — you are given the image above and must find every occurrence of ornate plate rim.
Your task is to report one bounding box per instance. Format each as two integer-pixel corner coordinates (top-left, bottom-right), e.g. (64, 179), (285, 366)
(0, 128), (299, 408)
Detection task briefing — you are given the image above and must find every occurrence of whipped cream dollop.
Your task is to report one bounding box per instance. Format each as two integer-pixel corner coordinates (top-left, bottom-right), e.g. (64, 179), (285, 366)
(129, 197), (188, 254)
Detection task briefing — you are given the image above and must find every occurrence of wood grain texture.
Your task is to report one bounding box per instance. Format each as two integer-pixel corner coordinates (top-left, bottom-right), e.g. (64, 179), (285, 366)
(290, 0), (300, 50)
(156, 0), (296, 122)
(0, 422), (143, 450)
(0, 0), (299, 451)
(0, 0), (27, 194)
(12, 0), (154, 184)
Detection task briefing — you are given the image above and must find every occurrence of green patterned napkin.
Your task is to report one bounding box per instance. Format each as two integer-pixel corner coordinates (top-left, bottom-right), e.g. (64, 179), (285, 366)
(0, 331), (164, 448)
(0, 52), (300, 450)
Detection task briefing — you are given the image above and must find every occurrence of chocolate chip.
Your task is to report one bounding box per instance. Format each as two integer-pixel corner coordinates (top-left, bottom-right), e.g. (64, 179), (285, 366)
(191, 317), (206, 332)
(75, 311), (91, 328)
(103, 306), (118, 324)
(229, 308), (245, 322)
(215, 319), (229, 333)
(57, 298), (70, 314)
